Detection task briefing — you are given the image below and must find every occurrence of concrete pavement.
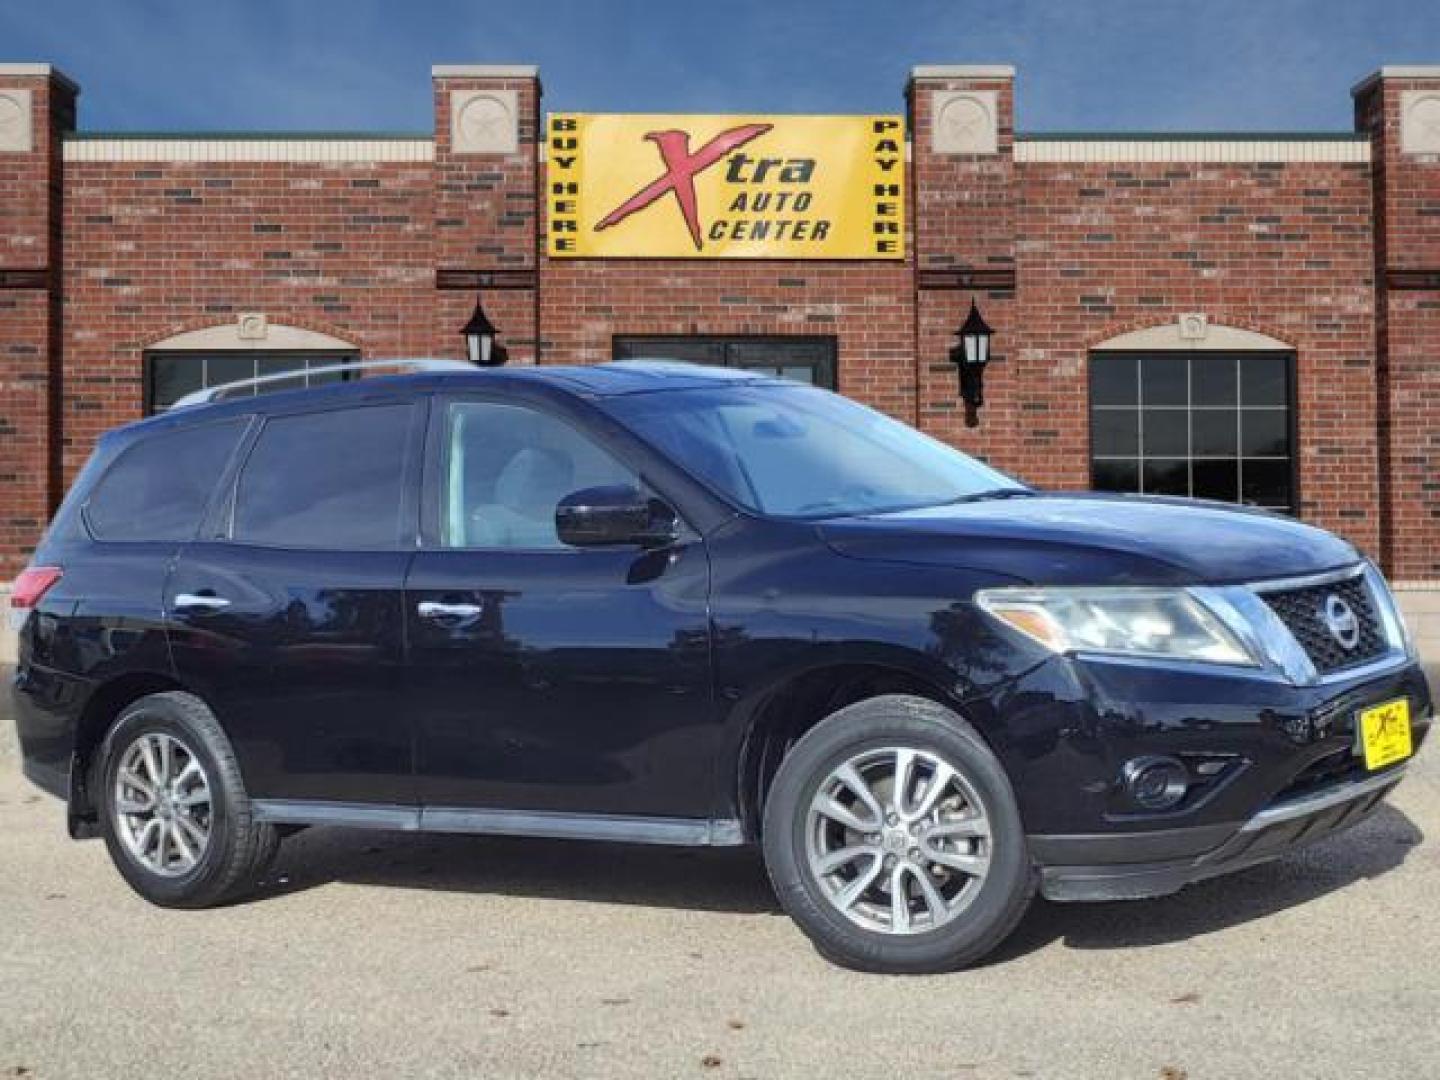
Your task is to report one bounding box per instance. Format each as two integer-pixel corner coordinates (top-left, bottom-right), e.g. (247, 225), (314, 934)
(2, 669), (1438, 1079)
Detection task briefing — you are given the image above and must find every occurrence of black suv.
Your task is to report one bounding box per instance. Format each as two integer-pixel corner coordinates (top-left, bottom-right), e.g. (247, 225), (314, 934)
(10, 361), (1430, 973)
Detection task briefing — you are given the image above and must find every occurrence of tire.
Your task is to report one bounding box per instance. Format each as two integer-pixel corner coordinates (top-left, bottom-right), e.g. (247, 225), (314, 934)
(762, 694), (1035, 974)
(98, 691), (279, 908)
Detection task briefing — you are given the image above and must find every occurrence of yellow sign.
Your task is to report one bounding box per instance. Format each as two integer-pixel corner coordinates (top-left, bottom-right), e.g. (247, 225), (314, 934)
(547, 113), (905, 259)
(1358, 698), (1412, 771)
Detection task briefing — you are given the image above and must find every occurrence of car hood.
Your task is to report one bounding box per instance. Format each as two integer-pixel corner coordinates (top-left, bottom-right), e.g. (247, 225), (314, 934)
(817, 493), (1360, 587)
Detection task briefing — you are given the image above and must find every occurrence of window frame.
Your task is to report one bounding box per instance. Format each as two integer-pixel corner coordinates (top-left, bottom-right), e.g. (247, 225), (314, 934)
(142, 350), (361, 416)
(1086, 348), (1300, 514)
(211, 397), (427, 552)
(419, 391), (696, 554)
(612, 334), (838, 390)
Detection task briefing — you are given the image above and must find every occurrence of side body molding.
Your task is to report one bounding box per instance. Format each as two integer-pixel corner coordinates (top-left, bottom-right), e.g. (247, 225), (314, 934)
(251, 800), (747, 847)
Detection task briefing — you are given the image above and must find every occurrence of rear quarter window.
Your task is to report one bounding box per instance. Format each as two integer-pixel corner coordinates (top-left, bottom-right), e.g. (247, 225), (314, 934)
(84, 419), (248, 542)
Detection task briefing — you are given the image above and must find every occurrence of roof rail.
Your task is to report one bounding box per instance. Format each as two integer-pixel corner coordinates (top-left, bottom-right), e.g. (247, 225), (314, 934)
(169, 358), (473, 410)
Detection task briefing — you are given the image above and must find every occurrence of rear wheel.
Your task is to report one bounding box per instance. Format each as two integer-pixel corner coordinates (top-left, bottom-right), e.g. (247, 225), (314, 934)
(762, 695), (1034, 973)
(99, 691), (278, 908)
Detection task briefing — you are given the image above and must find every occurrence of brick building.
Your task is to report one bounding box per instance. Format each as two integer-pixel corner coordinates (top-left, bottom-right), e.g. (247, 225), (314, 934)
(1, 61), (1438, 657)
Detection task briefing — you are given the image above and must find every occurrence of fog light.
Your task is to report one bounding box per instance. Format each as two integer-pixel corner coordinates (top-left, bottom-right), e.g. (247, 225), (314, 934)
(1122, 755), (1190, 811)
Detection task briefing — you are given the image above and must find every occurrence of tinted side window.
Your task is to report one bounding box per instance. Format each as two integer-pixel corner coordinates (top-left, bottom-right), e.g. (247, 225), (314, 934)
(86, 420), (246, 541)
(442, 402), (638, 549)
(233, 404), (414, 549)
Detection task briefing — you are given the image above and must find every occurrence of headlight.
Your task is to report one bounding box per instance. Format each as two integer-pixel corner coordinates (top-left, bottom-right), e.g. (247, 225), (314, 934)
(975, 587), (1259, 666)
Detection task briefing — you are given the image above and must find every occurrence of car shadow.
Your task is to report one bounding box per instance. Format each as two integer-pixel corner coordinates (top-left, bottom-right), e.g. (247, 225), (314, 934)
(256, 826), (784, 915)
(251, 803), (1425, 959)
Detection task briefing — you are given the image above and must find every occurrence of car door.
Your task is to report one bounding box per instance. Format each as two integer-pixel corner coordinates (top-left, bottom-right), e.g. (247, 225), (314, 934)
(405, 392), (715, 826)
(167, 396), (425, 809)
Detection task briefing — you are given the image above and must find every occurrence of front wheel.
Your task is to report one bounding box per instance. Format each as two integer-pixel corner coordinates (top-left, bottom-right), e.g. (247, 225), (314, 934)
(762, 695), (1035, 973)
(99, 691), (278, 908)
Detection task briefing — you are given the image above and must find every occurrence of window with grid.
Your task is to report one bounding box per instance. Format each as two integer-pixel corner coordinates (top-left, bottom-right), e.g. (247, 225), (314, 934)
(1089, 351), (1295, 513)
(144, 352), (358, 415)
(612, 336), (836, 389)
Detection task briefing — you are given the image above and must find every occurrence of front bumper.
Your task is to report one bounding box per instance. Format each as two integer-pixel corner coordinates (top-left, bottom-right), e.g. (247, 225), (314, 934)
(977, 644), (1431, 901)
(1037, 764), (1408, 901)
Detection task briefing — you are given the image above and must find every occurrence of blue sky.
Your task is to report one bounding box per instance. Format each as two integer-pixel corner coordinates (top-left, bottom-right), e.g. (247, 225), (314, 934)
(3, 0), (1437, 133)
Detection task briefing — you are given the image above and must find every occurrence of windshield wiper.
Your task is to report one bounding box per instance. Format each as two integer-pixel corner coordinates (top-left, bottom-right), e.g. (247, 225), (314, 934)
(946, 488), (1038, 504)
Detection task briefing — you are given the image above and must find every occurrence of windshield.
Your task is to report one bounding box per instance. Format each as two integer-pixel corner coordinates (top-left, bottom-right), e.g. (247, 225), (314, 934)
(608, 383), (1026, 518)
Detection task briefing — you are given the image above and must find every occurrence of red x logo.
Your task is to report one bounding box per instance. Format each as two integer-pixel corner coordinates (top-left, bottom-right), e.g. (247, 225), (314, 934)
(595, 123), (773, 251)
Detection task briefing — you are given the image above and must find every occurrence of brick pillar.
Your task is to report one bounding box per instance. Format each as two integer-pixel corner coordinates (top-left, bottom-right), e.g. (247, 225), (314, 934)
(1355, 66), (1440, 652)
(0, 64), (76, 581)
(908, 65), (1019, 465)
(1355, 68), (1440, 577)
(430, 65), (541, 365)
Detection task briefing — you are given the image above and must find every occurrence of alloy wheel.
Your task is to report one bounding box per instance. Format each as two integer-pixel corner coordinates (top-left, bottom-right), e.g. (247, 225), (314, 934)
(113, 732), (213, 877)
(805, 746), (992, 935)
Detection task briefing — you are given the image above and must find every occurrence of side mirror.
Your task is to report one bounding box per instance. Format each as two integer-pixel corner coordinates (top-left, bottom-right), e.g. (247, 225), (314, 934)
(555, 484), (679, 549)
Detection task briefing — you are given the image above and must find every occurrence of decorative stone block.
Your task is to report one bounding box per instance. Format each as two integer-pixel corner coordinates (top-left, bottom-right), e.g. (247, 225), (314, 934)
(1178, 313), (1209, 340)
(451, 88), (519, 155)
(237, 313), (268, 340)
(0, 88), (33, 153)
(1400, 90), (1440, 155)
(932, 90), (998, 155)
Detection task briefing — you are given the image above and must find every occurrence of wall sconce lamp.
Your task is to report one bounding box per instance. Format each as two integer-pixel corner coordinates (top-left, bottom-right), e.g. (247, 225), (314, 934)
(949, 299), (994, 428)
(461, 294), (507, 366)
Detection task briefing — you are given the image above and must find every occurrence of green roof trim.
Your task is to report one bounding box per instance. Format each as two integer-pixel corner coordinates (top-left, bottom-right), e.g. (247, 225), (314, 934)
(66, 131), (432, 141)
(1018, 131), (1369, 142)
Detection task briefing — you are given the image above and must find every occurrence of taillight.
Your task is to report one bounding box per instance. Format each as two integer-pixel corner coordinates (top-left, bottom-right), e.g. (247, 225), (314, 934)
(10, 566), (63, 629)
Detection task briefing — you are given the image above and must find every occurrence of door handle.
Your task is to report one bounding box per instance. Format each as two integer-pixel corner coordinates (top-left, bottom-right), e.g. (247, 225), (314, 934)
(417, 600), (483, 621)
(174, 593), (232, 613)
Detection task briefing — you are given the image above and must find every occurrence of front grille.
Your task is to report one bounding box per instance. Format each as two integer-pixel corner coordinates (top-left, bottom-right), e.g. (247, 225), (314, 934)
(1261, 574), (1389, 675)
